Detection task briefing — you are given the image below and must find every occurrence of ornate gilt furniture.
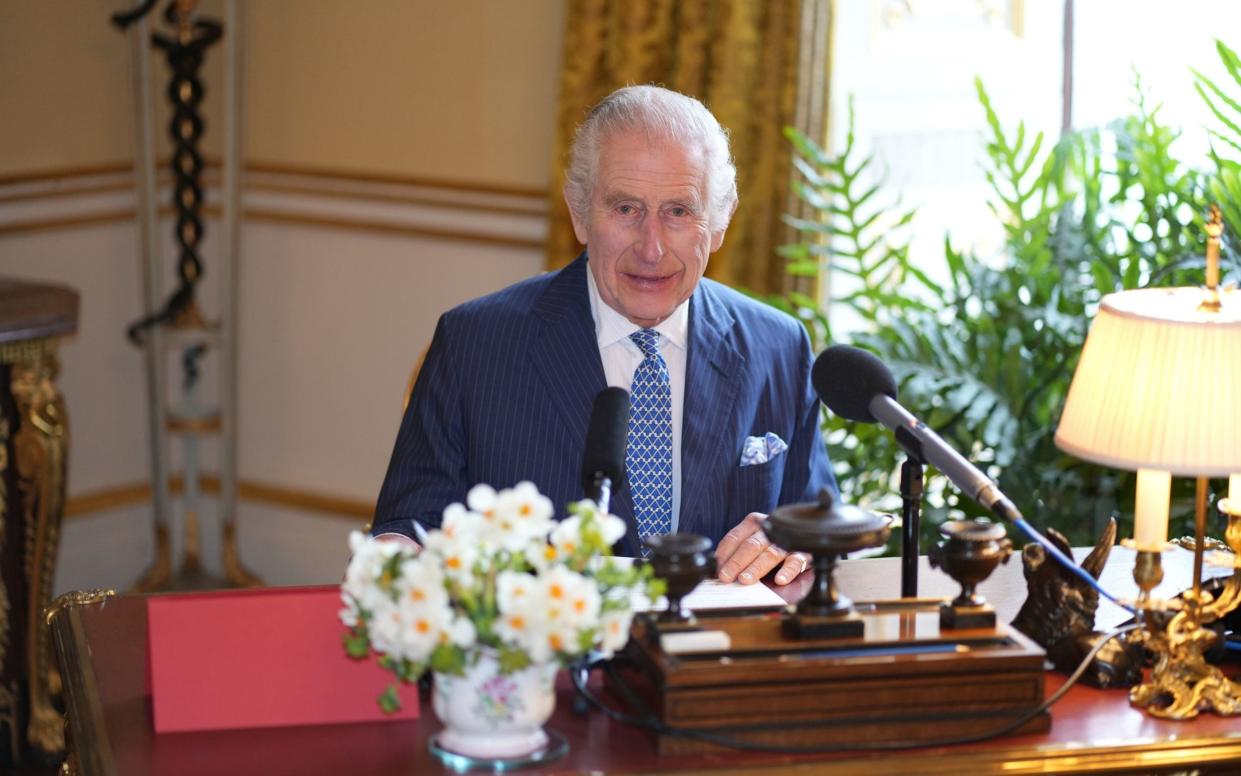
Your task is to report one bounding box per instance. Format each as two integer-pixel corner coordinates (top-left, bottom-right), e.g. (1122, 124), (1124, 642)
(0, 277), (78, 764)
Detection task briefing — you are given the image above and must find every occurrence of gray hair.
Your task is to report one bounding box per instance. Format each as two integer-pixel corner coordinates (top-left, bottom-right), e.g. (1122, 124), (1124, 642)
(564, 85), (738, 232)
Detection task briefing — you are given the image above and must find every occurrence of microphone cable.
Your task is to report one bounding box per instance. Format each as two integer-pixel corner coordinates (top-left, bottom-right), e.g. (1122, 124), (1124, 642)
(1008, 514), (1137, 615)
(570, 622), (1140, 754)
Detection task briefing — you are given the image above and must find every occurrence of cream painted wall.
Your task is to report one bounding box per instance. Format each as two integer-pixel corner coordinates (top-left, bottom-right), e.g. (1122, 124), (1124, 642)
(0, 0), (565, 187)
(245, 0), (565, 186)
(0, 2), (143, 173)
(1, 1), (566, 592)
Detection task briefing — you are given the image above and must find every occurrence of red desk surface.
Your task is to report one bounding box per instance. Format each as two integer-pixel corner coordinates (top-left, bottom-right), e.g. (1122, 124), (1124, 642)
(56, 561), (1241, 776)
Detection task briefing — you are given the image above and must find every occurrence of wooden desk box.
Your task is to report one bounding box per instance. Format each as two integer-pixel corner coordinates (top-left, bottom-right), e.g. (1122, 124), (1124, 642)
(618, 603), (1049, 755)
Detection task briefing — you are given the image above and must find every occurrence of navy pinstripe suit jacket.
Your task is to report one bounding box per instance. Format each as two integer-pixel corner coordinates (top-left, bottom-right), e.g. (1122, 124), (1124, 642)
(372, 253), (836, 557)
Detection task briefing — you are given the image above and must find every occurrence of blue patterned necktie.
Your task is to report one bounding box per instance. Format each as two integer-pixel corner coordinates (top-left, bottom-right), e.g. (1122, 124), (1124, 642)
(627, 329), (673, 552)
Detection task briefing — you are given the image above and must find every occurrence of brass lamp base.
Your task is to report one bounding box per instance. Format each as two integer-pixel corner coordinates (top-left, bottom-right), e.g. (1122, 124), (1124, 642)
(1129, 492), (1241, 720)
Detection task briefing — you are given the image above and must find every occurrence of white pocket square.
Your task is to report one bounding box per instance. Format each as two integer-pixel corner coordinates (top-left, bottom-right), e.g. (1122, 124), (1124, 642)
(739, 432), (788, 466)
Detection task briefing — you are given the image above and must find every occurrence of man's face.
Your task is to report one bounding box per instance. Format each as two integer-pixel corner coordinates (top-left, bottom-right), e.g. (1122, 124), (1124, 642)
(568, 130), (727, 328)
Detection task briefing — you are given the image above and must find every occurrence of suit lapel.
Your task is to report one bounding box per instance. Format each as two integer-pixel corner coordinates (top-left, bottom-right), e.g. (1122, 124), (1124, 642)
(529, 255), (639, 542)
(679, 282), (742, 540)
(530, 253), (608, 449)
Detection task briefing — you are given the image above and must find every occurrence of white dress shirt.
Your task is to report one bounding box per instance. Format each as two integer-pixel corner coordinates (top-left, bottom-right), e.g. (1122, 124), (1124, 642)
(586, 265), (688, 531)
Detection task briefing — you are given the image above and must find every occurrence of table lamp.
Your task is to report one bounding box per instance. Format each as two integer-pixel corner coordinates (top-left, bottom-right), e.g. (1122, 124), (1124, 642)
(1054, 208), (1241, 719)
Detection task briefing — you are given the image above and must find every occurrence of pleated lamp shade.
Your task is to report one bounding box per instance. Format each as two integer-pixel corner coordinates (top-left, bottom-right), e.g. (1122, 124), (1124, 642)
(1055, 287), (1241, 477)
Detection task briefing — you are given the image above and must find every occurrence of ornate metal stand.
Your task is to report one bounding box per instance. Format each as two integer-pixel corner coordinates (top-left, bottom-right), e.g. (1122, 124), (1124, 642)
(114, 0), (257, 592)
(1129, 496), (1241, 719)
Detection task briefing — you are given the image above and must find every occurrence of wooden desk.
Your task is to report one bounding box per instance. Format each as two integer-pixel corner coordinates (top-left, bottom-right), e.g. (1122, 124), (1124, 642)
(0, 277), (78, 764)
(50, 556), (1241, 775)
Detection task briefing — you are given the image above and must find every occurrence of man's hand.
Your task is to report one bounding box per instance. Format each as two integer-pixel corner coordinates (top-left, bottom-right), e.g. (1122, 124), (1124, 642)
(374, 532), (421, 551)
(714, 512), (811, 587)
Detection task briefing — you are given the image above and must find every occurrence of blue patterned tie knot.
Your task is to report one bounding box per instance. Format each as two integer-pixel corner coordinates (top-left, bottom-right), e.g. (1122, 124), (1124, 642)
(627, 329), (673, 554)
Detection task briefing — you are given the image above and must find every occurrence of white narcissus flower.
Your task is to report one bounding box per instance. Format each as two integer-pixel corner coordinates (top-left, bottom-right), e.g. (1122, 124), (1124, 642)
(339, 590), (361, 628)
(386, 555), (461, 663)
(492, 481), (556, 552)
(549, 515), (584, 557)
(495, 575), (551, 662)
(523, 539), (559, 572)
(440, 502), (481, 541)
(466, 484), (497, 516)
(445, 614), (476, 648)
(495, 605), (551, 663)
(542, 565), (601, 629)
(596, 512), (627, 546)
(345, 481), (648, 680)
(552, 507), (627, 559)
(423, 518), (481, 587)
(341, 531), (409, 633)
(342, 531), (403, 603)
(596, 610), (634, 659)
(366, 595), (402, 656)
(393, 556), (449, 611)
(523, 565), (601, 659)
(496, 570), (538, 613)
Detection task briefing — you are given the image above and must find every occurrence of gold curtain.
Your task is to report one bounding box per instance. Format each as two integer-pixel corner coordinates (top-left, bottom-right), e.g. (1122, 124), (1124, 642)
(546, 0), (833, 296)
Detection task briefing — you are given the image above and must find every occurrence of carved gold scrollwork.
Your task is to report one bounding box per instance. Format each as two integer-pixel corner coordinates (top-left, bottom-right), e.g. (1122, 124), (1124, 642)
(44, 590), (116, 627)
(1131, 513), (1241, 719)
(0, 680), (18, 765)
(0, 416), (10, 668)
(0, 414), (12, 761)
(10, 347), (69, 754)
(45, 590), (112, 776)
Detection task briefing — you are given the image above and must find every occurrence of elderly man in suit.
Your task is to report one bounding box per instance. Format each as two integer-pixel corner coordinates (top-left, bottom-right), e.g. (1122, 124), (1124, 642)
(372, 85), (835, 589)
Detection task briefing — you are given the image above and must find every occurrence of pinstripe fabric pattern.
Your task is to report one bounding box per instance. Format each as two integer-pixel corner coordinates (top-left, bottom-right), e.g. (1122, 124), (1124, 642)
(372, 253), (836, 556)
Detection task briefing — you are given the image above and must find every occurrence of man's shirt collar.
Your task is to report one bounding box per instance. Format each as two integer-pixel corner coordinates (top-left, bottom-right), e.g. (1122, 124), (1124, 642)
(586, 260), (690, 351)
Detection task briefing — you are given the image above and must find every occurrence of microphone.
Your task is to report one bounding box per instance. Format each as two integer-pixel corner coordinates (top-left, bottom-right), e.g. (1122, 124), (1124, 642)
(814, 345), (1136, 612)
(581, 387), (630, 513)
(812, 345), (1020, 523)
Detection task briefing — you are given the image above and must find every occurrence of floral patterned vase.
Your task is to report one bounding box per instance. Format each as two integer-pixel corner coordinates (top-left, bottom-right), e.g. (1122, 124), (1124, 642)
(432, 652), (558, 759)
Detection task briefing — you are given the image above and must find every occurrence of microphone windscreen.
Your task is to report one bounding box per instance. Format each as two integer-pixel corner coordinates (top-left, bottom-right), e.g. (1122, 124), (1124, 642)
(581, 387), (630, 494)
(812, 345), (897, 423)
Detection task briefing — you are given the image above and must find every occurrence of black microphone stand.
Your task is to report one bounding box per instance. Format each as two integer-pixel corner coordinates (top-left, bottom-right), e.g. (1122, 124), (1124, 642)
(588, 474), (613, 515)
(894, 428), (925, 599)
(899, 458), (924, 598)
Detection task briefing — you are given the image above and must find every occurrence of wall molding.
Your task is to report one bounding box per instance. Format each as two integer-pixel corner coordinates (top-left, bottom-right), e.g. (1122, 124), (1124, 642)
(245, 160), (547, 199)
(64, 475), (373, 522)
(0, 161), (550, 249)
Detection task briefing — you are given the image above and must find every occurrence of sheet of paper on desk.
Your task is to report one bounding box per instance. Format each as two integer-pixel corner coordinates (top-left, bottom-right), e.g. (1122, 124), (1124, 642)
(1086, 544), (1235, 630)
(608, 556), (788, 612)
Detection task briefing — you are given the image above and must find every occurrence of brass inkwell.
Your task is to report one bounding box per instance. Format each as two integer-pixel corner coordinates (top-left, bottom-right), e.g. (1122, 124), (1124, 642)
(763, 489), (891, 639)
(642, 533), (716, 626)
(928, 519), (1013, 629)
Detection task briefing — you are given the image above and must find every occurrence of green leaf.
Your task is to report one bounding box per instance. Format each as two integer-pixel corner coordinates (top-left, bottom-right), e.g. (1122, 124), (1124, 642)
(343, 629), (370, 660)
(429, 644), (466, 676)
(378, 684), (402, 714)
(497, 646), (533, 674)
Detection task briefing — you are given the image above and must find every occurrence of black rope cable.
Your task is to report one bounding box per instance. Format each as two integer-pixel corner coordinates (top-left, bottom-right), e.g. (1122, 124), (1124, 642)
(115, 1), (221, 380)
(571, 623), (1141, 754)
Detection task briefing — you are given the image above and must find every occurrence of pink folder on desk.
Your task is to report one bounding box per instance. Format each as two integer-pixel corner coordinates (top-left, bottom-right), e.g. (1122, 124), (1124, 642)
(147, 585), (419, 732)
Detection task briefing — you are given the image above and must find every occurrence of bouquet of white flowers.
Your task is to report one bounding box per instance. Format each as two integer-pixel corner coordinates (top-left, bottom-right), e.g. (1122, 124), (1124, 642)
(341, 482), (662, 712)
